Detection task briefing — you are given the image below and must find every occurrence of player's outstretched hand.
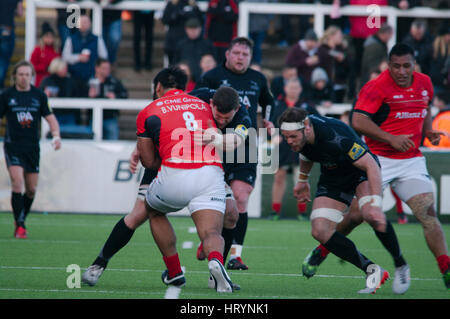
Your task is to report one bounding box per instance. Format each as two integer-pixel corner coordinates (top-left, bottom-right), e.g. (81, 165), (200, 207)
(129, 148), (140, 174)
(389, 134), (415, 152)
(425, 130), (446, 146)
(263, 119), (275, 136)
(293, 181), (311, 203)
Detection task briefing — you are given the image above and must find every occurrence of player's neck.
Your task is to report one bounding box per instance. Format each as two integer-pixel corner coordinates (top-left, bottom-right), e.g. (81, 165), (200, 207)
(305, 126), (315, 145)
(15, 84), (31, 92)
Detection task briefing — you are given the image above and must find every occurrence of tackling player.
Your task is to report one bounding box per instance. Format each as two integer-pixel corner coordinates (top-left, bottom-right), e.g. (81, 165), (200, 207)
(279, 107), (390, 294)
(82, 75), (247, 291)
(0, 60), (61, 239)
(195, 37), (275, 270)
(301, 43), (450, 291)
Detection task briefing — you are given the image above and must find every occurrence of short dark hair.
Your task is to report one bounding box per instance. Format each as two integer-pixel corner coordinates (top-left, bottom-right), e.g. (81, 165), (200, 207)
(95, 58), (110, 67)
(228, 37), (254, 52)
(277, 107), (308, 127)
(213, 87), (240, 113)
(153, 66), (187, 92)
(388, 43), (415, 61)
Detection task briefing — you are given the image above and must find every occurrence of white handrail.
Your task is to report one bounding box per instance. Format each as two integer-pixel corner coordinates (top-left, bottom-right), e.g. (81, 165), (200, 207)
(43, 98), (351, 141)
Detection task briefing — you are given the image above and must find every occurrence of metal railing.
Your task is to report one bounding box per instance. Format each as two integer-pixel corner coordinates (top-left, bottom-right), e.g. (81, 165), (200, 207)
(43, 98), (351, 141)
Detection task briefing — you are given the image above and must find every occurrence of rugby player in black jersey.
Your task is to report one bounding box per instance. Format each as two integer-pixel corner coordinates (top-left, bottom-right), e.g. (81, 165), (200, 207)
(279, 107), (391, 294)
(0, 61), (61, 239)
(195, 37), (275, 270)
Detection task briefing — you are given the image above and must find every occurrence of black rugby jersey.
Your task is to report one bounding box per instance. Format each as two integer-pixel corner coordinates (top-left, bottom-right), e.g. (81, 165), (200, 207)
(195, 63), (274, 129)
(190, 87), (253, 168)
(300, 115), (378, 177)
(0, 86), (52, 146)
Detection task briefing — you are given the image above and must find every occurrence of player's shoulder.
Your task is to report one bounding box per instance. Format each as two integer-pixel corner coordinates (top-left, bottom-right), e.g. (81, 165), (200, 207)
(31, 85), (47, 98)
(246, 68), (267, 82)
(413, 71), (433, 88)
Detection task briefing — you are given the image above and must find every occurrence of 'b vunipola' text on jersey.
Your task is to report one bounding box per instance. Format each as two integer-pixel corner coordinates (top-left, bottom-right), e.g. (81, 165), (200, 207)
(136, 89), (222, 169)
(353, 69), (433, 159)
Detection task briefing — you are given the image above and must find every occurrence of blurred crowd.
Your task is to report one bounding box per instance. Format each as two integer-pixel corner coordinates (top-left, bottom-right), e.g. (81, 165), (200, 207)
(0, 0), (448, 146)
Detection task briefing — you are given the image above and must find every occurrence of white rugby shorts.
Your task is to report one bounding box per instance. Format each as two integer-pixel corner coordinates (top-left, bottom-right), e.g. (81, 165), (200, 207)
(378, 155), (434, 201)
(146, 165), (226, 214)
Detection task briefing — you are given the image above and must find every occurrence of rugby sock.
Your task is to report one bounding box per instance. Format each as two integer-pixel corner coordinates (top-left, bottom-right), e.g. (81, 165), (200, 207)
(222, 227), (235, 262)
(94, 217), (135, 268)
(297, 202), (306, 215)
(22, 194), (34, 220)
(208, 251), (224, 265)
(374, 221), (406, 268)
(230, 212), (248, 259)
(323, 231), (373, 272)
(11, 192), (25, 228)
(437, 255), (450, 274)
(317, 244), (330, 257)
(163, 253), (182, 278)
(272, 203), (281, 215)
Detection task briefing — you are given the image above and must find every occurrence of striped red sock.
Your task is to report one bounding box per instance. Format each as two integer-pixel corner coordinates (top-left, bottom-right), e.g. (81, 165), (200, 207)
(163, 253), (182, 278)
(437, 254), (450, 274)
(208, 251), (224, 265)
(272, 203), (281, 214)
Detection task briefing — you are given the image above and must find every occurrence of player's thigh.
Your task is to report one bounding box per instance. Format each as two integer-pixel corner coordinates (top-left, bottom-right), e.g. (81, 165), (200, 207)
(230, 179), (254, 207)
(191, 209), (224, 241)
(310, 196), (348, 241)
(125, 191), (151, 229)
(24, 172), (39, 195)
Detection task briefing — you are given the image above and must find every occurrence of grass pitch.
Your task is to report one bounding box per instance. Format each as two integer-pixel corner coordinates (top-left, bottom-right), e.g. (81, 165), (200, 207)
(0, 212), (449, 299)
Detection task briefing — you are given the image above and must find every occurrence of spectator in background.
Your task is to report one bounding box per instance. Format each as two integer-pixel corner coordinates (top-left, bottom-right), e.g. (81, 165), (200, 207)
(347, 0), (388, 98)
(30, 23), (60, 88)
(133, 1), (155, 72)
(62, 14), (108, 83)
(0, 0), (23, 90)
(177, 62), (196, 92)
(270, 65), (310, 101)
(360, 23), (393, 89)
(40, 58), (91, 138)
(40, 58), (82, 98)
(424, 92), (450, 149)
(310, 67), (334, 108)
(286, 29), (319, 83)
(268, 77), (318, 221)
(87, 58), (128, 140)
(429, 21), (450, 95)
(390, 0), (422, 42)
(56, 0), (81, 52)
(246, 0), (274, 65)
(402, 19), (434, 76)
(101, 0), (123, 65)
(162, 0), (203, 65)
(200, 53), (217, 76)
(204, 0), (239, 64)
(317, 25), (344, 81)
(174, 18), (216, 83)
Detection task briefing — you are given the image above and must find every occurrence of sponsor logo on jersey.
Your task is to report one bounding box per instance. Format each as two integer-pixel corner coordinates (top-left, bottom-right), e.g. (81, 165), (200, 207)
(234, 124), (248, 140)
(394, 110), (427, 119)
(17, 111), (33, 128)
(348, 142), (365, 160)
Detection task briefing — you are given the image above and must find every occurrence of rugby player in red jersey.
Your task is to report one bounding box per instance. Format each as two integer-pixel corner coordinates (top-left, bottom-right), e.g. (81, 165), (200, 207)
(302, 43), (450, 291)
(134, 66), (235, 292)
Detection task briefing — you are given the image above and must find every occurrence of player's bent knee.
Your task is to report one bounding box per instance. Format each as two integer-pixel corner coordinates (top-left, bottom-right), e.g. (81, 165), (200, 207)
(408, 193), (437, 230)
(224, 200), (239, 229)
